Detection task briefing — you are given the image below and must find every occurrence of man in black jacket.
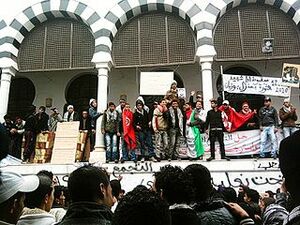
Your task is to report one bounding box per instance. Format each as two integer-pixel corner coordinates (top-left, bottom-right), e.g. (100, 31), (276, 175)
(258, 97), (279, 159)
(205, 99), (230, 161)
(79, 110), (94, 161)
(58, 165), (114, 225)
(134, 100), (156, 162)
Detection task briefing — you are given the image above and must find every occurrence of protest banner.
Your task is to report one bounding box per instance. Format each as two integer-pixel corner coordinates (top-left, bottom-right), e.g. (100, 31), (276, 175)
(281, 63), (300, 88)
(223, 74), (290, 97)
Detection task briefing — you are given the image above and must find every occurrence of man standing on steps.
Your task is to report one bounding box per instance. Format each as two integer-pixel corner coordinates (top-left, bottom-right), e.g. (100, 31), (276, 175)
(205, 99), (230, 162)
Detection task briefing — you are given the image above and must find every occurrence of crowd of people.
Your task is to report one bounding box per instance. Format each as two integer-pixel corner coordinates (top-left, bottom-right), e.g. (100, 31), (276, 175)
(1, 81), (298, 163)
(0, 129), (300, 225)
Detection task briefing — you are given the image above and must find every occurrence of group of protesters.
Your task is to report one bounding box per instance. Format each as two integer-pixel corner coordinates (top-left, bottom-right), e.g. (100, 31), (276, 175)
(1, 129), (300, 225)
(1, 80), (298, 163)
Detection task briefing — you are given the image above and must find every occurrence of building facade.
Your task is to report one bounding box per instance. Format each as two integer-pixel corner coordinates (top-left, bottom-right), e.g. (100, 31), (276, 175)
(0, 0), (299, 158)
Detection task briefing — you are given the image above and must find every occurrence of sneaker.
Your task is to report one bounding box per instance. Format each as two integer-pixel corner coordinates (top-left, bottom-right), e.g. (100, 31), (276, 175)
(114, 159), (119, 163)
(206, 157), (215, 162)
(141, 157), (145, 163)
(133, 159), (138, 163)
(168, 158), (172, 162)
(272, 155), (277, 160)
(120, 158), (125, 163)
(105, 160), (110, 163)
(156, 157), (161, 162)
(150, 156), (157, 162)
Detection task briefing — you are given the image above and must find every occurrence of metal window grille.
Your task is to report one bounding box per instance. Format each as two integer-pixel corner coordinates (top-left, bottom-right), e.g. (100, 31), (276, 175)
(214, 4), (300, 61)
(18, 19), (94, 71)
(112, 12), (196, 68)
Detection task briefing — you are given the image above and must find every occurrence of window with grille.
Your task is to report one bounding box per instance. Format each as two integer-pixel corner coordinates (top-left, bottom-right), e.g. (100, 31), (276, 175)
(214, 4), (300, 61)
(18, 19), (95, 71)
(112, 12), (196, 68)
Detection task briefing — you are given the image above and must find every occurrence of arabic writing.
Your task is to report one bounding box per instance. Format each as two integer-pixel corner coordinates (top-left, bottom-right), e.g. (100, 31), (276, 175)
(223, 74), (290, 97)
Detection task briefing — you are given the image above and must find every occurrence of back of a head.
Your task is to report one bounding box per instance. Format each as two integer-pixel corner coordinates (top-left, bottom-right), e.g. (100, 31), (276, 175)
(245, 188), (260, 204)
(154, 165), (194, 205)
(184, 164), (212, 202)
(113, 186), (170, 225)
(279, 130), (300, 202)
(68, 165), (109, 203)
(25, 175), (52, 209)
(219, 187), (237, 203)
(110, 179), (121, 199)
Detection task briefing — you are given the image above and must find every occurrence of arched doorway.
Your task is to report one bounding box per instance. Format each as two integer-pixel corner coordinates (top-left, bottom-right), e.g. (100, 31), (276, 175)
(217, 66), (264, 111)
(7, 77), (35, 119)
(66, 74), (97, 113)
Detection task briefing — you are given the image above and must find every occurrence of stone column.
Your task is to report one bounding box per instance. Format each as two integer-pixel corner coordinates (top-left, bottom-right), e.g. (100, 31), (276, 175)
(200, 57), (214, 111)
(89, 63), (111, 163)
(0, 67), (15, 122)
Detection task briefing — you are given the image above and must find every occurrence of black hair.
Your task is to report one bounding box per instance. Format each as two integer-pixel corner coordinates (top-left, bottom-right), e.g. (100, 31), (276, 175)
(265, 190), (274, 199)
(154, 165), (194, 205)
(218, 187), (237, 203)
(113, 186), (170, 225)
(39, 106), (46, 112)
(110, 179), (121, 199)
(25, 175), (53, 209)
(244, 188), (260, 204)
(108, 102), (115, 107)
(37, 170), (54, 181)
(184, 164), (212, 202)
(68, 165), (110, 202)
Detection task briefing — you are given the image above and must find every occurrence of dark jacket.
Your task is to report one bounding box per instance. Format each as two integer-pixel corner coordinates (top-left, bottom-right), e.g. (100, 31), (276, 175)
(58, 202), (113, 225)
(259, 106), (279, 127)
(133, 110), (151, 132)
(205, 109), (225, 130)
(101, 110), (119, 134)
(24, 114), (37, 132)
(35, 112), (49, 132)
(79, 116), (93, 131)
(89, 106), (102, 127)
(192, 200), (238, 225)
(279, 107), (297, 127)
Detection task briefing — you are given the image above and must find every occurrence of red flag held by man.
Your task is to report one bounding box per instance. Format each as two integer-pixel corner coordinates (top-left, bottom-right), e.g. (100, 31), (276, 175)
(219, 100), (255, 132)
(122, 107), (137, 150)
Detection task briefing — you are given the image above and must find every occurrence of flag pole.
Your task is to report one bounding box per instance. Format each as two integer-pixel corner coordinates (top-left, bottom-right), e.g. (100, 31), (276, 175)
(221, 65), (225, 100)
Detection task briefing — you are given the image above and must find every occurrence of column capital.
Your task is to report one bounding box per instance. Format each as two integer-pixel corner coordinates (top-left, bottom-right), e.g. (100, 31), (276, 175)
(1, 66), (17, 76)
(94, 61), (113, 71)
(199, 56), (214, 64)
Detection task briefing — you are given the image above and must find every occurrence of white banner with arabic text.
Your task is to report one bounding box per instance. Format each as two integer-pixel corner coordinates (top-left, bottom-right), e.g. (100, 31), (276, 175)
(222, 74), (291, 97)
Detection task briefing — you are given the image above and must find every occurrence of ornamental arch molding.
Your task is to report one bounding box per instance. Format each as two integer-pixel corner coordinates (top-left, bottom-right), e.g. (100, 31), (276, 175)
(0, 0), (102, 70)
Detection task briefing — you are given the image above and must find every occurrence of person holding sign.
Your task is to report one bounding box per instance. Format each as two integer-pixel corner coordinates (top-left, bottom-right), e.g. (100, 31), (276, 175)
(258, 97), (279, 159)
(279, 99), (298, 138)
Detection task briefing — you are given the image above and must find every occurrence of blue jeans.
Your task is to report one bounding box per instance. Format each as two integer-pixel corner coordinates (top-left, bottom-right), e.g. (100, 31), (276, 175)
(136, 130), (155, 157)
(283, 127), (298, 139)
(260, 126), (277, 157)
(120, 135), (136, 161)
(105, 133), (118, 161)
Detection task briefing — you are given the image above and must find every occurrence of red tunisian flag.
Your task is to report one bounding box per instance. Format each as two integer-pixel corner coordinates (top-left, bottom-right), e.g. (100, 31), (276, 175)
(219, 105), (255, 132)
(122, 109), (137, 150)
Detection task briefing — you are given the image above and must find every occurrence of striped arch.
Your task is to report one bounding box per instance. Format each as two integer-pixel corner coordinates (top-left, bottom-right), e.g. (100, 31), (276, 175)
(198, 0), (300, 57)
(0, 0), (102, 70)
(94, 0), (205, 63)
